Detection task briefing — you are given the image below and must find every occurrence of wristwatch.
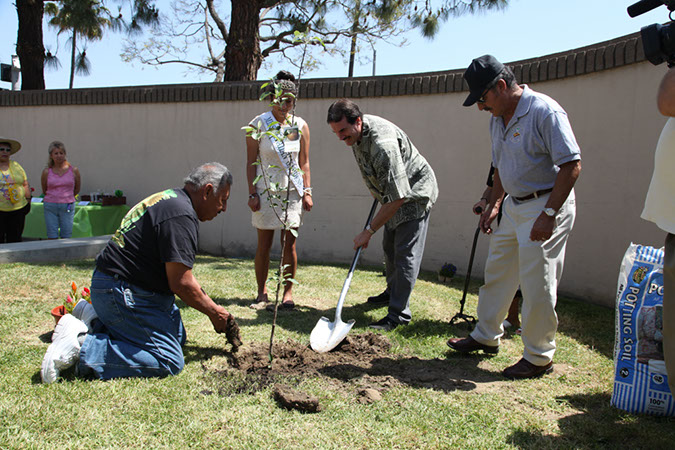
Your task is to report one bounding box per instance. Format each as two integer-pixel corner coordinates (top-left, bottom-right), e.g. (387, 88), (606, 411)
(249, 193), (258, 199)
(543, 207), (557, 217)
(366, 224), (376, 235)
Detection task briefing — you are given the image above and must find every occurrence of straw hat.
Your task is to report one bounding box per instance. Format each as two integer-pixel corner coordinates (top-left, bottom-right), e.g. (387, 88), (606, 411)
(0, 137), (21, 155)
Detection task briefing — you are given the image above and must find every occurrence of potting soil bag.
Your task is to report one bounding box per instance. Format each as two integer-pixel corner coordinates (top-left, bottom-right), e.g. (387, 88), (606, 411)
(611, 243), (675, 416)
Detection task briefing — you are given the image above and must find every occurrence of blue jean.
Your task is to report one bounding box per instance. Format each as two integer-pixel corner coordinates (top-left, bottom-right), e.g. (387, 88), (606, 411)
(43, 201), (75, 238)
(78, 270), (187, 380)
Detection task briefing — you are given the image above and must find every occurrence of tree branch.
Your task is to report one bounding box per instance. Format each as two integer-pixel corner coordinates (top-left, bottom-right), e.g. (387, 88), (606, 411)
(205, 0), (228, 42)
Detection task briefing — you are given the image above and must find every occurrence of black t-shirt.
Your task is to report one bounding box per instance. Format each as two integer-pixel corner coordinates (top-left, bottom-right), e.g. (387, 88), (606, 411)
(96, 188), (199, 294)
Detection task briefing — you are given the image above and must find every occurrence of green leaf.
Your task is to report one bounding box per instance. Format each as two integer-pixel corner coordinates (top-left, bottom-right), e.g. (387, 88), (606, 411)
(313, 36), (326, 49)
(290, 229), (299, 238)
(252, 175), (262, 186)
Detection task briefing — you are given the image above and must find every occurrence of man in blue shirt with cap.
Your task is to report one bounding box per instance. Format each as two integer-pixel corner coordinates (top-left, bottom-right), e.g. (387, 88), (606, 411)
(447, 55), (581, 379)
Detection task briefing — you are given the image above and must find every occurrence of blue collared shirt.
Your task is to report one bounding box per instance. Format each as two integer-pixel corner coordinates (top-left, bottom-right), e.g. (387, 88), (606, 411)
(490, 85), (581, 198)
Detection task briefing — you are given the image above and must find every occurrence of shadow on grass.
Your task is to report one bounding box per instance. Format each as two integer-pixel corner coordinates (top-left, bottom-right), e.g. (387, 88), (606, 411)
(507, 392), (675, 448)
(39, 331), (53, 343)
(198, 288), (478, 341)
(556, 298), (614, 360)
(183, 344), (232, 365)
(319, 351), (501, 393)
(221, 301), (460, 338)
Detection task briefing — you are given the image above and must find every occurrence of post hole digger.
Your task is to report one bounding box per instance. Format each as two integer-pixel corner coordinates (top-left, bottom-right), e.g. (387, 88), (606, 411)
(310, 199), (378, 353)
(449, 206), (483, 328)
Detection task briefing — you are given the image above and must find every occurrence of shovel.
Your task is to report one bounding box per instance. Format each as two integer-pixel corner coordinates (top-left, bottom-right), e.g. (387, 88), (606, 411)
(310, 199), (379, 353)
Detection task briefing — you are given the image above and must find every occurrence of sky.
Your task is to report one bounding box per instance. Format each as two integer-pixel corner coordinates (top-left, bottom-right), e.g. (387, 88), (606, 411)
(0, 0), (670, 90)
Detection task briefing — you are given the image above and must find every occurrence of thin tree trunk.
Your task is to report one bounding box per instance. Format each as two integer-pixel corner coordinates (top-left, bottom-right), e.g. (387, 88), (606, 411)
(348, 0), (361, 78)
(224, 0), (262, 81)
(16, 0), (46, 90)
(348, 34), (357, 78)
(69, 30), (77, 89)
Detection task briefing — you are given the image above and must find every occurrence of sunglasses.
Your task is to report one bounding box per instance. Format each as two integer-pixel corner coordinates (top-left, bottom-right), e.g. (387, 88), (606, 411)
(476, 86), (492, 104)
(0, 147), (11, 152)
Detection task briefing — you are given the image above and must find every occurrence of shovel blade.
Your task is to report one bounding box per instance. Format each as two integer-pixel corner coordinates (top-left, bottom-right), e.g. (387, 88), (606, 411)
(309, 316), (356, 353)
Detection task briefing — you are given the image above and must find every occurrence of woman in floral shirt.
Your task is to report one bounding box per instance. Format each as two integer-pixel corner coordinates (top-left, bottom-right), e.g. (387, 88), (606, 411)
(0, 137), (32, 243)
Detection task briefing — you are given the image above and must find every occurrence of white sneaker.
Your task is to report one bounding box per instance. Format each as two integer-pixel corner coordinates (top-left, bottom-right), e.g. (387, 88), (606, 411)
(41, 314), (89, 384)
(72, 299), (98, 330)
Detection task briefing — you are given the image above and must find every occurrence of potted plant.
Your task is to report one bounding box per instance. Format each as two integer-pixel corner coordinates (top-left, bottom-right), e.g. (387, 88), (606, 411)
(102, 189), (126, 206)
(51, 282), (91, 325)
(50, 305), (67, 324)
(438, 263), (457, 283)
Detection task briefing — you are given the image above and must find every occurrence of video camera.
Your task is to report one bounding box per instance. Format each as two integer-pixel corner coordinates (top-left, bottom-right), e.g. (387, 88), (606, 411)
(628, 0), (675, 66)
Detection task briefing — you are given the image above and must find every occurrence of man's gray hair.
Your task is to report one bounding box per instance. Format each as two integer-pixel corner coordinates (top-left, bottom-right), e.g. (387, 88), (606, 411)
(184, 162), (233, 192)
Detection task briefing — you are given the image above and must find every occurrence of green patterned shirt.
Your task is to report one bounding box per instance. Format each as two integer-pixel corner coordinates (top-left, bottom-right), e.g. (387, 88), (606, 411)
(353, 115), (438, 230)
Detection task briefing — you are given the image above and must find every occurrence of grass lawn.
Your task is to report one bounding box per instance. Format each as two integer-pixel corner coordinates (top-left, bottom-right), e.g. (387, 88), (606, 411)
(1, 255), (674, 448)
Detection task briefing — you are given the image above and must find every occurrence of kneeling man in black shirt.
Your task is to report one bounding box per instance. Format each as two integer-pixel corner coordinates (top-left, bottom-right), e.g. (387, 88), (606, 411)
(42, 162), (239, 382)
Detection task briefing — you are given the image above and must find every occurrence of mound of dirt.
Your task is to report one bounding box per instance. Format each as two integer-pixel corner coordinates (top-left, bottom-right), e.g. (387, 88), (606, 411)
(357, 388), (382, 404)
(273, 384), (321, 413)
(203, 332), (500, 405)
(230, 332), (392, 378)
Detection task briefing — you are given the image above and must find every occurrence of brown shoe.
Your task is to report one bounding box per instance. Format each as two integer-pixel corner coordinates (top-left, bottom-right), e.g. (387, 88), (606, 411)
(447, 336), (499, 354)
(503, 358), (553, 379)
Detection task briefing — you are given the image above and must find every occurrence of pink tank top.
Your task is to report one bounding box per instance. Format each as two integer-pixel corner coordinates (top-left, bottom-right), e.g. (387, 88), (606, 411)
(44, 166), (76, 203)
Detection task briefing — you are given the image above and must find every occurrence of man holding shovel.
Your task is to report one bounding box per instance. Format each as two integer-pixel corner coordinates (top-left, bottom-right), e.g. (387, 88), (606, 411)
(327, 99), (438, 331)
(447, 55), (581, 379)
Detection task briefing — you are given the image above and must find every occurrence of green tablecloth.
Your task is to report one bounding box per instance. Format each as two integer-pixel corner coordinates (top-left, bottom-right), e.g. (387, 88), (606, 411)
(23, 203), (130, 239)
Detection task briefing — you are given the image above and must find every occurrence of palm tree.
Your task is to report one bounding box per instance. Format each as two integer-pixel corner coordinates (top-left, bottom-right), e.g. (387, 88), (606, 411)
(45, 0), (111, 88)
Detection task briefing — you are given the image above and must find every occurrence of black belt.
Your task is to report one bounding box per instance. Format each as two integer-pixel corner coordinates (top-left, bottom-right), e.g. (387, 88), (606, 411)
(513, 188), (553, 202)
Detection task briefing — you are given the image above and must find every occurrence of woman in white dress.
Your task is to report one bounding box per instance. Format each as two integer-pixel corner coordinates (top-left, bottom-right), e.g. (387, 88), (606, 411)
(246, 71), (312, 310)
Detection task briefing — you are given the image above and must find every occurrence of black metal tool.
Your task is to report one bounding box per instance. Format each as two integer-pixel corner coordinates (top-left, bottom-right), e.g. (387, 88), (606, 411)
(450, 210), (482, 327)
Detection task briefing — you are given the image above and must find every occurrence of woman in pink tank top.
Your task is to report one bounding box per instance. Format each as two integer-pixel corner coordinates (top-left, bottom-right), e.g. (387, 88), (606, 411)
(41, 141), (81, 239)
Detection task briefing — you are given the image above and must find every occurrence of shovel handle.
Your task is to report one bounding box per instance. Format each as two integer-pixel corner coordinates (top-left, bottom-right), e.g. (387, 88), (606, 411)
(347, 199), (379, 271)
(335, 199), (379, 320)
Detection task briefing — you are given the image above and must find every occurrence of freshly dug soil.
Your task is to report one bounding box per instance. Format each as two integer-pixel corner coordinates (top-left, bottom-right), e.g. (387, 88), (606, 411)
(230, 332), (392, 378)
(357, 388), (382, 404)
(225, 315), (242, 352)
(203, 332), (501, 403)
(273, 384), (321, 413)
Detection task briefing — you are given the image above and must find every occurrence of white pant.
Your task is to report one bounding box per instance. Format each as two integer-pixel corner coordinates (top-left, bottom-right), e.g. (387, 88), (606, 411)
(471, 190), (576, 365)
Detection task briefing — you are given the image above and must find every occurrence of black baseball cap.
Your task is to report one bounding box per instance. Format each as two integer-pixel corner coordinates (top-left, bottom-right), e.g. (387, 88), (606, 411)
(462, 55), (505, 107)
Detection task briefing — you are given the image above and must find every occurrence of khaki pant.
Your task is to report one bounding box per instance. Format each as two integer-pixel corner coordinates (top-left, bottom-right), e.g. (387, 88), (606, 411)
(471, 191), (576, 366)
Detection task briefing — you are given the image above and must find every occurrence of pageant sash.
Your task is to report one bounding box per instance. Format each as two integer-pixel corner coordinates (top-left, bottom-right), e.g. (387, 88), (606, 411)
(261, 111), (304, 193)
